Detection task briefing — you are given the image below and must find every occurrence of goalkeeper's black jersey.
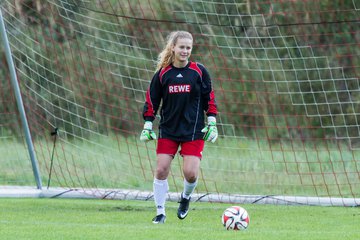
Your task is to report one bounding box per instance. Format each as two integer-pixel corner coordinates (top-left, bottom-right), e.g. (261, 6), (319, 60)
(143, 62), (217, 141)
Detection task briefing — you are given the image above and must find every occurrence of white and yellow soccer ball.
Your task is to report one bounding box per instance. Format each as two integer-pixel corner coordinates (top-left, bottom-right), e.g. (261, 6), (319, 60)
(221, 206), (250, 230)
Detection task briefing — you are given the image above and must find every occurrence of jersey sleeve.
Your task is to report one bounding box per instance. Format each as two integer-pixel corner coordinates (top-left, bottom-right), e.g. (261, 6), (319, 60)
(200, 64), (218, 117)
(143, 70), (163, 122)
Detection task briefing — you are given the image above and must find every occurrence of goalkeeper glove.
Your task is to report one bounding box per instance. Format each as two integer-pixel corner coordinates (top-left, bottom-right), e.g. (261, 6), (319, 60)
(140, 121), (157, 142)
(201, 116), (218, 143)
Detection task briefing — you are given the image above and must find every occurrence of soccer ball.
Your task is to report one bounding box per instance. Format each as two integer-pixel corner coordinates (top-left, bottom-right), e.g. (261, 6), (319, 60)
(221, 206), (250, 230)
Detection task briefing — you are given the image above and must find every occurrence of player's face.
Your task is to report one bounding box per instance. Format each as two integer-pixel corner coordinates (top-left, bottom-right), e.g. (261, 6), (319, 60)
(172, 37), (193, 67)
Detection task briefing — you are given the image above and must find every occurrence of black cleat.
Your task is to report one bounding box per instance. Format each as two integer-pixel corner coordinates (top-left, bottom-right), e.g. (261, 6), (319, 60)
(177, 194), (190, 220)
(152, 214), (166, 224)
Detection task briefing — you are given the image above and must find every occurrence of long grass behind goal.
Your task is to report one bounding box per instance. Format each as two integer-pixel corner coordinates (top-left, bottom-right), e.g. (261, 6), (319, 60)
(0, 0), (359, 206)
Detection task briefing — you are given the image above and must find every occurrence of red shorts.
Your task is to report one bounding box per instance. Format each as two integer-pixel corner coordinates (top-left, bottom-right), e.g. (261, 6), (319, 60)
(156, 139), (205, 158)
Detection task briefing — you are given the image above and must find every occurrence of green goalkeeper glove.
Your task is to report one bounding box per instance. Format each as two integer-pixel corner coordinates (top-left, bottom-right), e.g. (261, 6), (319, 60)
(201, 116), (218, 143)
(140, 121), (157, 142)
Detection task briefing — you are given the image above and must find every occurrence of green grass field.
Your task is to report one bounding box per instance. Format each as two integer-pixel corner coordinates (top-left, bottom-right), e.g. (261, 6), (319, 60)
(0, 198), (358, 240)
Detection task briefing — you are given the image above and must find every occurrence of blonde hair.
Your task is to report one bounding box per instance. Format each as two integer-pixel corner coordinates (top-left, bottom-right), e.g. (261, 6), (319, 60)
(156, 31), (193, 71)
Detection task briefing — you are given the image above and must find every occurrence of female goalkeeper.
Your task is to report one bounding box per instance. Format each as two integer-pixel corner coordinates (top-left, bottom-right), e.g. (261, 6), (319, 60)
(140, 30), (218, 224)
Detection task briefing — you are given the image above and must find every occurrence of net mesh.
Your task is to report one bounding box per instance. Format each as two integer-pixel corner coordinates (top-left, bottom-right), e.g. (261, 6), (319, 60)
(0, 0), (359, 205)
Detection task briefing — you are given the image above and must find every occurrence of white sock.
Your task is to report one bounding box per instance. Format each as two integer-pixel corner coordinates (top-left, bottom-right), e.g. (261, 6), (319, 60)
(153, 178), (169, 216)
(182, 178), (197, 199)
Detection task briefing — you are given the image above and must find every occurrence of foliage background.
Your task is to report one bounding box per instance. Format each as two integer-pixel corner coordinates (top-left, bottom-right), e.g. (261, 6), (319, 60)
(1, 0), (359, 140)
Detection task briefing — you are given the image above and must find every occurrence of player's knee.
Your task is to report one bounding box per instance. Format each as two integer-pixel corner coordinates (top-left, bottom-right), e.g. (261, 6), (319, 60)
(186, 176), (197, 183)
(156, 166), (169, 179)
(184, 171), (197, 183)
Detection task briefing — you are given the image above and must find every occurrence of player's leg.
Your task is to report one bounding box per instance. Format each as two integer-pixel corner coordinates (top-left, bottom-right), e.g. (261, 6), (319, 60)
(182, 155), (200, 197)
(152, 139), (179, 224)
(177, 140), (204, 220)
(177, 155), (200, 219)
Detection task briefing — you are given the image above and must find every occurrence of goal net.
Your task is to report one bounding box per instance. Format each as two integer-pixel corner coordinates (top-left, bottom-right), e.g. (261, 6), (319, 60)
(0, 0), (359, 206)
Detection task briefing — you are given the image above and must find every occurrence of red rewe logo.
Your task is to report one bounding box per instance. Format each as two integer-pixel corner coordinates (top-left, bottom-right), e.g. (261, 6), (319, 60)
(168, 84), (191, 93)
